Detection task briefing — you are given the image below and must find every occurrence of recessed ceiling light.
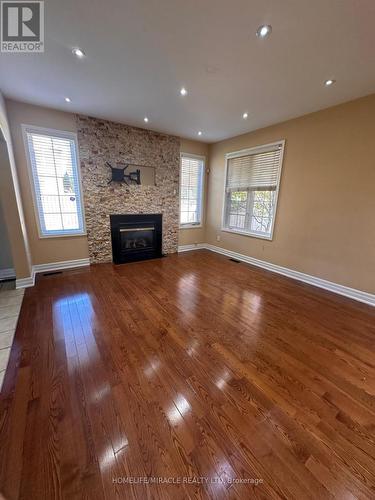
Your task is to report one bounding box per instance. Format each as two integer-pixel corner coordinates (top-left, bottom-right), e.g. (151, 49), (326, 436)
(256, 25), (272, 38)
(324, 79), (336, 87)
(242, 112), (248, 119)
(64, 97), (71, 103)
(72, 47), (85, 58)
(198, 131), (202, 136)
(144, 117), (149, 123)
(180, 87), (187, 96)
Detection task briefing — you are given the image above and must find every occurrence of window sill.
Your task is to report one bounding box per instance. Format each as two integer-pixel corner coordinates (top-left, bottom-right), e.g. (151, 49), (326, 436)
(38, 232), (87, 239)
(179, 224), (203, 230)
(221, 227), (273, 241)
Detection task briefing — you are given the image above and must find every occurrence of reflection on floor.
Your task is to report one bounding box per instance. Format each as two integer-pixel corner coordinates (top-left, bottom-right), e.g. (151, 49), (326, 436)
(0, 281), (24, 389)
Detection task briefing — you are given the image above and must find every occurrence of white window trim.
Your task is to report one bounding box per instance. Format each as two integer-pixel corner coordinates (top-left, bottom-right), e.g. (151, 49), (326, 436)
(22, 124), (87, 239)
(221, 140), (285, 241)
(179, 152), (205, 229)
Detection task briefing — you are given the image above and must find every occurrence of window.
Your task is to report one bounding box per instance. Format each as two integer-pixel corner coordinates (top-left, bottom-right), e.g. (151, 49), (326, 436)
(223, 141), (284, 239)
(23, 126), (85, 237)
(180, 153), (204, 227)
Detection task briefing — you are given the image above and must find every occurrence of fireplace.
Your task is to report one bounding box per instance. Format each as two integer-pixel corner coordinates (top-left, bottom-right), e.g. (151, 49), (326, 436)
(110, 214), (162, 264)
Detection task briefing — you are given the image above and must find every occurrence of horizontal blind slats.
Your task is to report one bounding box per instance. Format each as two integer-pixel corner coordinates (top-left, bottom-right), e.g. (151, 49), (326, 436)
(227, 147), (281, 191)
(180, 155), (204, 225)
(26, 130), (84, 236)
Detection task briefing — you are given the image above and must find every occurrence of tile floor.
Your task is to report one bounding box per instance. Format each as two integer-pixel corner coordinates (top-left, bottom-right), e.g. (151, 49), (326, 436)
(0, 281), (24, 390)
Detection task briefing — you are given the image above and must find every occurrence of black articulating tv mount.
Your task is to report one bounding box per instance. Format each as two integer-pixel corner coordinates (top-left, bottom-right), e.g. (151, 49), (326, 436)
(106, 162), (141, 185)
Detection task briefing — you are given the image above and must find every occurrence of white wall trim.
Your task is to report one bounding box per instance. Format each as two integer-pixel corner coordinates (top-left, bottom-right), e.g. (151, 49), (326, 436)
(33, 258), (90, 274)
(179, 243), (375, 307)
(178, 243), (206, 252)
(16, 258), (90, 289)
(16, 271), (35, 289)
(0, 268), (16, 280)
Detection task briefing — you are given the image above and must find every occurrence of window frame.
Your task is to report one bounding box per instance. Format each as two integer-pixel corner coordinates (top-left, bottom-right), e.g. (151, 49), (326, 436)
(221, 140), (285, 241)
(179, 152), (205, 229)
(22, 124), (86, 239)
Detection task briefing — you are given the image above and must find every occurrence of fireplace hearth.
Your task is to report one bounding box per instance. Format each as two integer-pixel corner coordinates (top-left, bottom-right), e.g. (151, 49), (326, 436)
(110, 214), (162, 264)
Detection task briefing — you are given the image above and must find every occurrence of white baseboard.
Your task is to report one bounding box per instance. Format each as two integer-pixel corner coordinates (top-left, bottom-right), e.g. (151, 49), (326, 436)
(0, 268), (16, 280)
(16, 272), (35, 289)
(16, 258), (90, 289)
(178, 243), (206, 252)
(33, 258), (90, 274)
(179, 243), (375, 307)
(15, 248), (375, 307)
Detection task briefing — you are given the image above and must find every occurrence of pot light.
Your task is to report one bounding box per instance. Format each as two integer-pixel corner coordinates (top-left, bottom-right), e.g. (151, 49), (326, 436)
(324, 79), (336, 87)
(256, 25), (272, 38)
(72, 47), (85, 58)
(198, 131), (202, 136)
(242, 112), (248, 119)
(65, 97), (71, 103)
(144, 117), (149, 123)
(180, 87), (187, 96)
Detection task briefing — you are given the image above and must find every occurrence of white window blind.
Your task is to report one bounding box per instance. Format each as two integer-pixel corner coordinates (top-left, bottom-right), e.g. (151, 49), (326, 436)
(223, 141), (284, 239)
(226, 148), (281, 192)
(180, 154), (204, 226)
(24, 127), (85, 237)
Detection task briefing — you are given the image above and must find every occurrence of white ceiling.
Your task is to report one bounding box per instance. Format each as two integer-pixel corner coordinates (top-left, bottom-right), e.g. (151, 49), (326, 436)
(0, 0), (374, 142)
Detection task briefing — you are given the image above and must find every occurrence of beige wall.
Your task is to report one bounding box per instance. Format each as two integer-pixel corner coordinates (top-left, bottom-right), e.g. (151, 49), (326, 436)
(5, 99), (208, 265)
(0, 199), (14, 271)
(7, 95), (375, 293)
(206, 94), (375, 294)
(0, 93), (31, 279)
(6, 99), (89, 266)
(179, 139), (209, 246)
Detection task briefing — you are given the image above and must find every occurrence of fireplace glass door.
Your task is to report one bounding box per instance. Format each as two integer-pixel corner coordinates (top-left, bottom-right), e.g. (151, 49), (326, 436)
(110, 214), (163, 264)
(120, 226), (155, 252)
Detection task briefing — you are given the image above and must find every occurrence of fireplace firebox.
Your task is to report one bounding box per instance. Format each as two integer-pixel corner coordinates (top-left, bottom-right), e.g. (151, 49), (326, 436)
(110, 214), (162, 264)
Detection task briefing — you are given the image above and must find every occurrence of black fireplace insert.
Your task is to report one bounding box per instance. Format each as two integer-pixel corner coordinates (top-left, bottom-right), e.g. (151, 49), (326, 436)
(110, 214), (162, 264)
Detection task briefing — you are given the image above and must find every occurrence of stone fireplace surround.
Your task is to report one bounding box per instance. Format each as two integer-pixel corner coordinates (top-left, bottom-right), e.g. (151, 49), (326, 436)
(76, 115), (180, 264)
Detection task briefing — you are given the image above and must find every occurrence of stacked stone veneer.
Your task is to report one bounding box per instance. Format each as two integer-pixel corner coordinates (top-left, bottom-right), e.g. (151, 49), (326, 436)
(76, 115), (180, 263)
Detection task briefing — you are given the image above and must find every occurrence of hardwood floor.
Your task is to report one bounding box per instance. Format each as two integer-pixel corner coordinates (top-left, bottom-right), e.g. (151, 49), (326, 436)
(1, 250), (375, 499)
